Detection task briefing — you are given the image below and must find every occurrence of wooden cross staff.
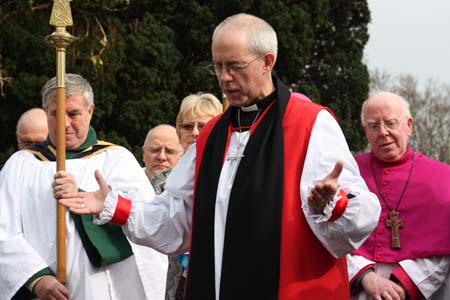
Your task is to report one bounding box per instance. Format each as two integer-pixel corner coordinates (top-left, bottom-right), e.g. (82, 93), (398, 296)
(46, 0), (76, 284)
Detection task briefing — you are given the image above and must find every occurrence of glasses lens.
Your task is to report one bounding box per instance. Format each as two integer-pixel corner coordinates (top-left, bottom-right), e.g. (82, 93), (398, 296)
(180, 124), (195, 132)
(385, 119), (400, 130)
(207, 64), (218, 75)
(197, 123), (206, 131)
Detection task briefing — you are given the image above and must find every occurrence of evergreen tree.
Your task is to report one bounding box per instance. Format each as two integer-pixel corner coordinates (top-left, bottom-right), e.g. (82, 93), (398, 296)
(0, 0), (371, 165)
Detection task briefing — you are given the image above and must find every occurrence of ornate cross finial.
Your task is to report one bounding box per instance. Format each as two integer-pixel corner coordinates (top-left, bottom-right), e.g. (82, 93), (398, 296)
(49, 0), (73, 27)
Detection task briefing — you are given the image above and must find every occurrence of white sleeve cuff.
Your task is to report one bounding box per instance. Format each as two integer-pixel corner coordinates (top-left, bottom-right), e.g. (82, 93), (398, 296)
(303, 186), (343, 223)
(93, 191), (119, 225)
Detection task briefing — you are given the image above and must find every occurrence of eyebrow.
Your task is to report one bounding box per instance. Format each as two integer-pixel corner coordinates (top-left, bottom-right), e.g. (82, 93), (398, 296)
(149, 145), (179, 150)
(213, 59), (241, 65)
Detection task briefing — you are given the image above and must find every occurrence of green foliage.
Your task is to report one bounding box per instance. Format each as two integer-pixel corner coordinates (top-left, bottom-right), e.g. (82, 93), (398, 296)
(0, 0), (371, 166)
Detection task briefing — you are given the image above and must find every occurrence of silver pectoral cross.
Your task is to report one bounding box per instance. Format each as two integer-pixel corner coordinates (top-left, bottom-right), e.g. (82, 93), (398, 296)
(226, 152), (245, 161)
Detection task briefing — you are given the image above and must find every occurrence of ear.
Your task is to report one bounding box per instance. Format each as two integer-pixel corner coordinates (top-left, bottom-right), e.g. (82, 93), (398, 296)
(406, 116), (413, 136)
(88, 104), (95, 119)
(262, 53), (275, 73)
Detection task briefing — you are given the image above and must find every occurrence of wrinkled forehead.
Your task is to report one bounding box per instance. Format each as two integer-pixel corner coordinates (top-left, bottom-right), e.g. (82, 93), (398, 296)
(147, 133), (180, 148)
(364, 97), (405, 121)
(212, 27), (250, 61)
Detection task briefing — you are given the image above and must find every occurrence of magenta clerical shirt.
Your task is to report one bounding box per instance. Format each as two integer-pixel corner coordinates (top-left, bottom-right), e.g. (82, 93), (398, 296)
(353, 147), (450, 263)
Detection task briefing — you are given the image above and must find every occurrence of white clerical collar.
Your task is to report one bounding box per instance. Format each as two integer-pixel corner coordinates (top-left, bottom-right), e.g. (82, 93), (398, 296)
(240, 104), (259, 112)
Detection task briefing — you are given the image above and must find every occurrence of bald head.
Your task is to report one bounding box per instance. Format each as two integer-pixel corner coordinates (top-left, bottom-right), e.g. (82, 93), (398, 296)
(361, 92), (411, 125)
(143, 125), (183, 178)
(16, 108), (49, 150)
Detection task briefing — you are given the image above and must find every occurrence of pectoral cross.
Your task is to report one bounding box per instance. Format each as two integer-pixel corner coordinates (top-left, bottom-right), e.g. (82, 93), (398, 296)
(385, 210), (404, 249)
(226, 152), (245, 161)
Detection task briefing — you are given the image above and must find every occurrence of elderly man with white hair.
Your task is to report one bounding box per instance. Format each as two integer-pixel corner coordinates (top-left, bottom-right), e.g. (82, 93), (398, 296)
(348, 91), (450, 300)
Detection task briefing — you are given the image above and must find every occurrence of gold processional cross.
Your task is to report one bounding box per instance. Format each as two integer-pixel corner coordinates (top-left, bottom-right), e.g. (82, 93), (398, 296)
(385, 210), (404, 249)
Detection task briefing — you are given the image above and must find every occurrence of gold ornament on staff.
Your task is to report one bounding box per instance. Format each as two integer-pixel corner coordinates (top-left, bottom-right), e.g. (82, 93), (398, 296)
(45, 0), (76, 284)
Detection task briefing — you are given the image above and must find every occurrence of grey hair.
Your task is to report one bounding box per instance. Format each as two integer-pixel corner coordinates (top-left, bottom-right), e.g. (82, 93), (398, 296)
(41, 73), (94, 109)
(360, 91), (412, 126)
(212, 13), (278, 63)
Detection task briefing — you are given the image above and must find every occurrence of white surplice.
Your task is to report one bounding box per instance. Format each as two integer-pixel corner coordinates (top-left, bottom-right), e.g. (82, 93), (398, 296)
(0, 146), (167, 300)
(97, 110), (381, 300)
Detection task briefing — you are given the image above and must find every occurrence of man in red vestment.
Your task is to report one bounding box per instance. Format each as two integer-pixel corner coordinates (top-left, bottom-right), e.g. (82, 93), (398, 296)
(56, 13), (381, 300)
(348, 91), (450, 300)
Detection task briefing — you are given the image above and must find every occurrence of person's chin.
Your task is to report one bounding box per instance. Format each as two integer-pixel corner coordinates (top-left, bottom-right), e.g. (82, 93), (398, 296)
(377, 149), (401, 162)
(65, 140), (82, 150)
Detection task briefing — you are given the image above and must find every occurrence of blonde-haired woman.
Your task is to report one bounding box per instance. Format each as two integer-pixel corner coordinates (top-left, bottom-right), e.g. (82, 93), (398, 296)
(165, 92), (222, 300)
(176, 92), (223, 151)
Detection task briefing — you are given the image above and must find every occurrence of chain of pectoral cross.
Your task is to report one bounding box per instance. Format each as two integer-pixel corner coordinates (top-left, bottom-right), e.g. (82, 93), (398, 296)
(370, 152), (415, 249)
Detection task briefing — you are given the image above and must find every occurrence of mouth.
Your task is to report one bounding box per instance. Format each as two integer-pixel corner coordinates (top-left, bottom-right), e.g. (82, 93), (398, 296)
(379, 142), (394, 148)
(153, 164), (168, 169)
(224, 88), (239, 97)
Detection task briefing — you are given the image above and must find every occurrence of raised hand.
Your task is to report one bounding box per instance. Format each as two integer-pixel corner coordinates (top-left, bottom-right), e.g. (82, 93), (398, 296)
(33, 275), (70, 300)
(58, 170), (111, 216)
(307, 161), (343, 213)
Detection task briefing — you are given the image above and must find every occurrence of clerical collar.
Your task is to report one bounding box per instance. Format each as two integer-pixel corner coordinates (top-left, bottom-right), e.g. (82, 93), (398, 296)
(243, 90), (277, 111)
(231, 90), (277, 128)
(241, 104), (258, 112)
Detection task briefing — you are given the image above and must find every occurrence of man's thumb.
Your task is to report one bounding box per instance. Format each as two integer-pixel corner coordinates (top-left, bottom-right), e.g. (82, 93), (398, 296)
(330, 160), (344, 179)
(94, 170), (111, 192)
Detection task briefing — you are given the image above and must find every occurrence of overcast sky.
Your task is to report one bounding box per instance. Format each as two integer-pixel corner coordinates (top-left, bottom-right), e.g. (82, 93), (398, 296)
(364, 0), (450, 85)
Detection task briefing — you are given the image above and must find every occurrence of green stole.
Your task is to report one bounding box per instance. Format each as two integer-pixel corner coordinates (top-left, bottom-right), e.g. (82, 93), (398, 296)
(27, 126), (133, 268)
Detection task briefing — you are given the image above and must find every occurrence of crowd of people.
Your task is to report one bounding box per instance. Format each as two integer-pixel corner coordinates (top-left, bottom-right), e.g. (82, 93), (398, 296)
(0, 12), (449, 300)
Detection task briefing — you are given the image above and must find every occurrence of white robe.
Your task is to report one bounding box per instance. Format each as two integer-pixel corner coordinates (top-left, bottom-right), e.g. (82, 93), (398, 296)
(0, 146), (167, 300)
(348, 254), (450, 300)
(97, 110), (382, 300)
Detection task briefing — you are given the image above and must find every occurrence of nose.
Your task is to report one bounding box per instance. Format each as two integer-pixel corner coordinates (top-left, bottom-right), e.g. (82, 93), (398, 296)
(378, 124), (390, 136)
(218, 68), (233, 82)
(192, 125), (200, 136)
(156, 149), (168, 161)
(64, 113), (71, 129)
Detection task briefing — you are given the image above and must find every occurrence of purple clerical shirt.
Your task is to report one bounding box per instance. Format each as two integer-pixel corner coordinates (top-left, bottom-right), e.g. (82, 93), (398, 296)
(353, 147), (450, 263)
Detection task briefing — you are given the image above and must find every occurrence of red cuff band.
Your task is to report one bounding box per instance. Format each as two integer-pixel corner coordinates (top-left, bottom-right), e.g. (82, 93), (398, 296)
(391, 266), (423, 300)
(328, 189), (349, 222)
(111, 195), (132, 226)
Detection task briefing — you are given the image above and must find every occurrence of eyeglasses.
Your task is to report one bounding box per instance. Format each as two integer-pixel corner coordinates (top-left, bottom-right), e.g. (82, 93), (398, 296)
(144, 146), (181, 157)
(180, 122), (206, 132)
(365, 118), (404, 134)
(207, 56), (261, 76)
